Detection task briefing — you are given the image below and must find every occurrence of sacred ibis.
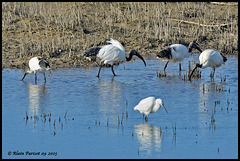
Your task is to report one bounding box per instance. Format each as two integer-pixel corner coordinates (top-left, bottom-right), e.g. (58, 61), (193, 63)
(22, 57), (50, 83)
(84, 38), (146, 77)
(134, 96), (168, 121)
(157, 41), (202, 72)
(188, 49), (227, 81)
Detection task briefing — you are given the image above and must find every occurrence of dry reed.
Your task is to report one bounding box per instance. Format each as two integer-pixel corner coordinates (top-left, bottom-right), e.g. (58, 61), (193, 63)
(2, 2), (238, 68)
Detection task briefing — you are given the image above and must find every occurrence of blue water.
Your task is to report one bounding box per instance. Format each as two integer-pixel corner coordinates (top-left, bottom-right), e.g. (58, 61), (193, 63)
(2, 54), (238, 159)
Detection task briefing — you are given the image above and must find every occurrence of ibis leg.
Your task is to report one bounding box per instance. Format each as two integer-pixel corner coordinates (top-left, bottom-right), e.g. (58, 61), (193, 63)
(111, 65), (116, 76)
(164, 61), (169, 71)
(22, 73), (28, 81)
(210, 70), (213, 78)
(43, 73), (46, 82)
(96, 65), (103, 78)
(212, 68), (215, 78)
(35, 73), (37, 84)
(179, 63), (182, 71)
(210, 68), (215, 78)
(145, 116), (148, 121)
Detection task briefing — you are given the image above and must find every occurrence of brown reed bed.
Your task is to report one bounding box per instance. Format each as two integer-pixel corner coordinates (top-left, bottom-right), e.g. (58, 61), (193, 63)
(2, 2), (238, 69)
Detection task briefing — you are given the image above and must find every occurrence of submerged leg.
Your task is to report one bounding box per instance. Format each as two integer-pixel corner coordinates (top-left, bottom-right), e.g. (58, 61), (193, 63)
(111, 65), (116, 76)
(179, 63), (182, 71)
(210, 68), (215, 78)
(43, 73), (46, 82)
(35, 73), (37, 84)
(212, 68), (215, 78)
(164, 61), (169, 71)
(145, 116), (148, 121)
(96, 65), (103, 78)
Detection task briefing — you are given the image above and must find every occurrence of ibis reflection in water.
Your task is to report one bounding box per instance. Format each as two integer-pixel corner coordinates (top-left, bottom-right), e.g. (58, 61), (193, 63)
(84, 38), (146, 78)
(134, 96), (168, 121)
(22, 57), (50, 84)
(26, 82), (48, 116)
(189, 49), (227, 81)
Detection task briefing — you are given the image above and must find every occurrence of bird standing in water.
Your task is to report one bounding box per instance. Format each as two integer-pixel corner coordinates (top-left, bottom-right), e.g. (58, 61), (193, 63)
(189, 49), (227, 81)
(84, 38), (146, 77)
(134, 96), (168, 121)
(157, 41), (202, 72)
(22, 57), (50, 84)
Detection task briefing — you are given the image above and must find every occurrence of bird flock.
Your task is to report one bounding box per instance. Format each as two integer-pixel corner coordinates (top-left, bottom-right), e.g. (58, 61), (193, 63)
(21, 38), (227, 121)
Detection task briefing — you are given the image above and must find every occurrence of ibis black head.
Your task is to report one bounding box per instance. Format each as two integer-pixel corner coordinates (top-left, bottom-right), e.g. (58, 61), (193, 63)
(157, 47), (172, 59)
(127, 49), (146, 66)
(220, 53), (227, 62)
(188, 41), (202, 53)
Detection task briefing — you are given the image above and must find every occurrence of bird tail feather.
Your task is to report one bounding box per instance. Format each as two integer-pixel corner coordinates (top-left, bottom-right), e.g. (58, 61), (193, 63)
(106, 38), (116, 44)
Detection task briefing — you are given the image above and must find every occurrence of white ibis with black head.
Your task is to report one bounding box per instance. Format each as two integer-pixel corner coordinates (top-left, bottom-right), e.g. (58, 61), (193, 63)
(22, 57), (50, 84)
(84, 38), (146, 77)
(134, 96), (168, 121)
(157, 41), (202, 72)
(189, 49), (227, 81)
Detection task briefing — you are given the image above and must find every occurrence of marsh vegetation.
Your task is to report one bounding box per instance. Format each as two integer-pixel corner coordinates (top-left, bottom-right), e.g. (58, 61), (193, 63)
(2, 2), (238, 69)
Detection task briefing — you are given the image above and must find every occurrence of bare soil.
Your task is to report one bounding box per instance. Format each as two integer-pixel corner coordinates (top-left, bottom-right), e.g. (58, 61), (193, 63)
(2, 2), (238, 69)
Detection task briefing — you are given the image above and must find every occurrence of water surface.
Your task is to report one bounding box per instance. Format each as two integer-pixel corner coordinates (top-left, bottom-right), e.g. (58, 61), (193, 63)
(2, 54), (238, 159)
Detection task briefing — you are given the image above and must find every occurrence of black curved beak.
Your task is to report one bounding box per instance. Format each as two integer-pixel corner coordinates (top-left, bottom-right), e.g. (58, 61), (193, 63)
(132, 50), (146, 66)
(188, 65), (198, 81)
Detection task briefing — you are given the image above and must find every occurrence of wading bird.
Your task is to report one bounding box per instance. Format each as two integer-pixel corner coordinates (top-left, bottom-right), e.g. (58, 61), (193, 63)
(157, 41), (202, 72)
(134, 96), (168, 121)
(84, 38), (146, 77)
(188, 49), (227, 81)
(22, 57), (50, 84)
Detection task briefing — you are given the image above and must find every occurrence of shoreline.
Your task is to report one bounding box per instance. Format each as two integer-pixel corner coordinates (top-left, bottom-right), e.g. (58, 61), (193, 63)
(2, 2), (238, 69)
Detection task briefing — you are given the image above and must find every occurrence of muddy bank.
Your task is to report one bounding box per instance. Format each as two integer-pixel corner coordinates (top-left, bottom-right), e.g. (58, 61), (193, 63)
(2, 2), (238, 69)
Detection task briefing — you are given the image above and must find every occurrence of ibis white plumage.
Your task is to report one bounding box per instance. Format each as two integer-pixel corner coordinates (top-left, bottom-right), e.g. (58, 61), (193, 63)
(157, 41), (202, 72)
(22, 57), (50, 83)
(189, 49), (227, 81)
(134, 96), (168, 121)
(84, 38), (146, 77)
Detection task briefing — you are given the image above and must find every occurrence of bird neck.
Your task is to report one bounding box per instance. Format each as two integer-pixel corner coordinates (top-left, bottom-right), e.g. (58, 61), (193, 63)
(188, 42), (202, 53)
(196, 63), (202, 68)
(126, 52), (134, 61)
(188, 45), (193, 53)
(126, 49), (139, 61)
(152, 102), (160, 113)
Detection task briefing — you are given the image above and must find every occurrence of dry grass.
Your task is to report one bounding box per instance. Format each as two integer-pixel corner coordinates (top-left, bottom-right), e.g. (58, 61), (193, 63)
(2, 2), (238, 68)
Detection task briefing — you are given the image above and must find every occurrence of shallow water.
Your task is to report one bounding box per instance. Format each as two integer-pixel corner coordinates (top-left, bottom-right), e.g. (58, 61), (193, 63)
(2, 54), (238, 159)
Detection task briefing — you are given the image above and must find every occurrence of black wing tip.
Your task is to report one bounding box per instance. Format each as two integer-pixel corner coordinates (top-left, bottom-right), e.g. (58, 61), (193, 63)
(84, 47), (101, 57)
